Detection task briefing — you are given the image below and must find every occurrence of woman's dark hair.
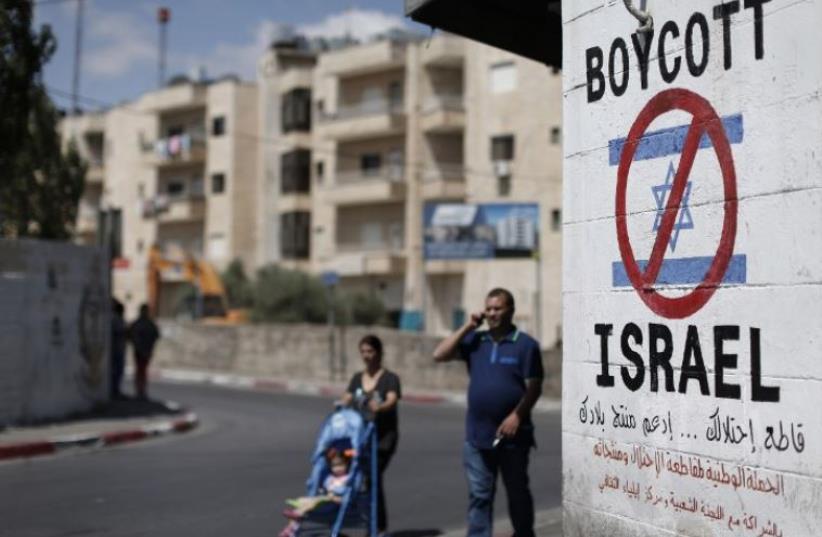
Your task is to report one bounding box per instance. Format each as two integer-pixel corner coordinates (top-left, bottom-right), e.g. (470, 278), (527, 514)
(359, 334), (383, 358)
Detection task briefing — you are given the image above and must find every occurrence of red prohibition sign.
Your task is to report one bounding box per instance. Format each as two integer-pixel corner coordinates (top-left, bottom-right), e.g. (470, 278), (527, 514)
(615, 88), (738, 319)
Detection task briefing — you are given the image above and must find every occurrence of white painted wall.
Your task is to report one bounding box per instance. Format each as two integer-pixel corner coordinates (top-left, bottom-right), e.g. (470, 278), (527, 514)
(562, 1), (821, 535)
(0, 240), (109, 426)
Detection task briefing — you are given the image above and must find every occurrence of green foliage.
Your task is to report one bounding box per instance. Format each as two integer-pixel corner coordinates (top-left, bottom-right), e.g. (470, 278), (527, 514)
(224, 262), (389, 326)
(344, 291), (387, 326)
(251, 265), (330, 323)
(221, 258), (254, 308)
(0, 1), (86, 239)
(171, 283), (198, 319)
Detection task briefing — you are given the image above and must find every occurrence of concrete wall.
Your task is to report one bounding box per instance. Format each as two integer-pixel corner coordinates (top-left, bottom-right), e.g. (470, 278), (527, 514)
(562, 1), (822, 535)
(0, 240), (109, 426)
(152, 321), (561, 398)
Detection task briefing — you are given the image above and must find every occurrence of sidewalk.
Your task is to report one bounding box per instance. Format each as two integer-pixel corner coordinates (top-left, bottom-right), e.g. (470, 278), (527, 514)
(150, 367), (563, 414)
(438, 506), (563, 537)
(0, 397), (198, 462)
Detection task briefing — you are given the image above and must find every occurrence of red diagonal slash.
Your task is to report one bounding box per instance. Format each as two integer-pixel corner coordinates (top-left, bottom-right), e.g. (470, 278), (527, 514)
(642, 118), (703, 287)
(615, 88), (738, 319)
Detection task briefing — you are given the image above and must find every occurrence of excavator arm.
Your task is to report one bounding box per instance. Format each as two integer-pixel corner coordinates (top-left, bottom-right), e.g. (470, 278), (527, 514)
(147, 246), (242, 321)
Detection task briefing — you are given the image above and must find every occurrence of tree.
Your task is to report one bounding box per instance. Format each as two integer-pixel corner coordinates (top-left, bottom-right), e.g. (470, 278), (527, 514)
(0, 1), (86, 239)
(221, 258), (254, 309)
(344, 291), (387, 326)
(251, 265), (331, 323)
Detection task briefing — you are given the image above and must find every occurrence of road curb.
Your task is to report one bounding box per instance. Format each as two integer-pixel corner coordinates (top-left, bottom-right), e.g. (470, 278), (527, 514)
(150, 367), (562, 413)
(0, 406), (199, 462)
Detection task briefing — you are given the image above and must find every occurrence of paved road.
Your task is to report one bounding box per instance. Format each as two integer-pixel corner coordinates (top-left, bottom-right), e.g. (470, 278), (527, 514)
(0, 382), (561, 537)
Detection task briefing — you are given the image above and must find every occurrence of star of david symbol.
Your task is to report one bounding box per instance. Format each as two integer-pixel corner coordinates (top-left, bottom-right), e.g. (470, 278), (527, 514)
(651, 160), (694, 252)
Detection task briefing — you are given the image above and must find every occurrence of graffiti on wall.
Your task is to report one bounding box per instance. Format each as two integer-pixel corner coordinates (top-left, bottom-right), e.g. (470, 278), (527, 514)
(563, 1), (821, 536)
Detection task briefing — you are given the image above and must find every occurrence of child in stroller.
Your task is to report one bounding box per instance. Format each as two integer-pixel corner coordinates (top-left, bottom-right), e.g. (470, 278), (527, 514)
(278, 406), (379, 537)
(279, 448), (352, 537)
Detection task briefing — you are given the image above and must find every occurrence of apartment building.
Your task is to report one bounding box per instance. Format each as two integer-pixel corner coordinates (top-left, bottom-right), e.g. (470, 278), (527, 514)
(63, 77), (259, 318)
(258, 33), (563, 347)
(65, 32), (561, 345)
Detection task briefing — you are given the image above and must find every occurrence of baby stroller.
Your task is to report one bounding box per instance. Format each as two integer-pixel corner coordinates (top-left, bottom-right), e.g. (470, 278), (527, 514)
(292, 402), (379, 537)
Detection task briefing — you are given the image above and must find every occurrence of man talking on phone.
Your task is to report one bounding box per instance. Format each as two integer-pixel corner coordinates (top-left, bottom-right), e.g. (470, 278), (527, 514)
(433, 288), (543, 537)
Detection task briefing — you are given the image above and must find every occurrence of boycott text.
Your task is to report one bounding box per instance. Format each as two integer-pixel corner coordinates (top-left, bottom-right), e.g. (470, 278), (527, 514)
(586, 0), (771, 103)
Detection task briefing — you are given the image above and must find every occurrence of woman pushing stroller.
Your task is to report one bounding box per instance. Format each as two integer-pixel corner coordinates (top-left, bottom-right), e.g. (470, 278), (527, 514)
(278, 334), (401, 537)
(341, 335), (401, 536)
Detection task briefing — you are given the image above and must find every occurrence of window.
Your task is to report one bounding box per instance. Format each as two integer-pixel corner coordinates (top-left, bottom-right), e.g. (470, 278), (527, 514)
(281, 149), (311, 193)
(281, 88), (312, 132)
(167, 181), (185, 197)
(489, 61), (517, 93)
(550, 126), (562, 145)
(190, 176), (204, 197)
(491, 135), (515, 161)
(315, 161), (324, 183)
(166, 125), (184, 137)
(98, 208), (122, 258)
(388, 80), (403, 109)
(551, 209), (562, 231)
(280, 211), (311, 259)
(497, 175), (511, 197)
(208, 233), (227, 259)
(211, 116), (226, 136)
(212, 173), (226, 194)
(361, 153), (382, 175)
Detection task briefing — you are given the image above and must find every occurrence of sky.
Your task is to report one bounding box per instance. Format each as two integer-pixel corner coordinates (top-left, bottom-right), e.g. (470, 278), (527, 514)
(33, 0), (428, 111)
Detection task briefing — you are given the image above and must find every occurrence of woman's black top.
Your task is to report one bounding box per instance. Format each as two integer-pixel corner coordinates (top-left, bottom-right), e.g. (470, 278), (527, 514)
(346, 369), (401, 453)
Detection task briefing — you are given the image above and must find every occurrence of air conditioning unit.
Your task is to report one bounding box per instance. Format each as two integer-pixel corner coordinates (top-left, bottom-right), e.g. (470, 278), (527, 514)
(493, 160), (511, 177)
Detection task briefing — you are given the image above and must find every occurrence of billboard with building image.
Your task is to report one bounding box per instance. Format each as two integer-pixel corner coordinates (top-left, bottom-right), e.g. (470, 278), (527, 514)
(423, 202), (539, 260)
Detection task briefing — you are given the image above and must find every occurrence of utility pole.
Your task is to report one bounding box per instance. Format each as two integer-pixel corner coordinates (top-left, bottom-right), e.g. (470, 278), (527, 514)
(157, 7), (170, 88)
(71, 0), (85, 115)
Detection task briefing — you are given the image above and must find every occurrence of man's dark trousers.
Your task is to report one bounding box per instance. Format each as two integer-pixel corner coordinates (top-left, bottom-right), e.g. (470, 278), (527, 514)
(463, 441), (534, 537)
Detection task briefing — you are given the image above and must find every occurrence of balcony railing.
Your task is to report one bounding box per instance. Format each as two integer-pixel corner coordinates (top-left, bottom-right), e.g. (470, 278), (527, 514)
(336, 165), (404, 185)
(141, 131), (206, 165)
(323, 98), (404, 122)
(422, 94), (464, 114)
(422, 163), (464, 182)
(336, 241), (405, 254)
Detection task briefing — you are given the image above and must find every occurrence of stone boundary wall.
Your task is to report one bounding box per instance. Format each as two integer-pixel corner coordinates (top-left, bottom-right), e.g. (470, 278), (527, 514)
(153, 321), (562, 398)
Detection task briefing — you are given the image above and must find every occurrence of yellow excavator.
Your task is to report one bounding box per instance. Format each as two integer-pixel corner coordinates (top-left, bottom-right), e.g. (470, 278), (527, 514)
(147, 246), (247, 324)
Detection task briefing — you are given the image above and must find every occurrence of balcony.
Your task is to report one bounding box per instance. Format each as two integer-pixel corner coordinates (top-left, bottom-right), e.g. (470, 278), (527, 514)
(421, 94), (465, 133)
(319, 99), (405, 141)
(421, 35), (465, 67)
(142, 132), (206, 168)
(425, 259), (466, 274)
(421, 164), (465, 199)
(144, 194), (206, 224)
(86, 164), (104, 186)
(278, 68), (313, 93)
(142, 83), (207, 112)
(326, 167), (406, 205)
(75, 214), (97, 237)
(319, 40), (406, 77)
(277, 193), (312, 213)
(332, 246), (406, 276)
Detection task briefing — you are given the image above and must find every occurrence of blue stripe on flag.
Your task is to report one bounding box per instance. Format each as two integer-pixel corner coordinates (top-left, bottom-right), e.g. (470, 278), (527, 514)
(608, 114), (743, 166)
(612, 255), (747, 287)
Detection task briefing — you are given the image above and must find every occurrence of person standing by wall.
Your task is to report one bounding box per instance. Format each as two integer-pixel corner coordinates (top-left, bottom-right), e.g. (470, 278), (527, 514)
(339, 334), (401, 537)
(129, 303), (161, 400)
(433, 288), (543, 537)
(110, 298), (128, 399)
